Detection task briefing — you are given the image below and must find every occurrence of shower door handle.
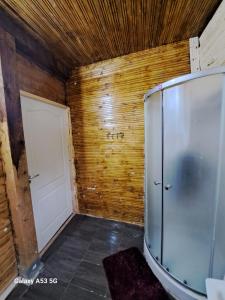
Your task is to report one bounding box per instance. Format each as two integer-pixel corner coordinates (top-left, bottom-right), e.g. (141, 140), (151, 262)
(154, 181), (161, 186)
(165, 184), (172, 190)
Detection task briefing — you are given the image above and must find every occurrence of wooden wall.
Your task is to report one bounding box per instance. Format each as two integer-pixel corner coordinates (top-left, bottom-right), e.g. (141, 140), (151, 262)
(0, 22), (67, 295)
(0, 57), (17, 292)
(67, 40), (190, 225)
(0, 26), (67, 295)
(0, 158), (17, 292)
(16, 54), (65, 104)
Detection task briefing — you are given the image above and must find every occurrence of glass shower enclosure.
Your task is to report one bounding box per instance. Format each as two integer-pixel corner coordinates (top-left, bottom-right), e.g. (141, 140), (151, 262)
(144, 68), (225, 295)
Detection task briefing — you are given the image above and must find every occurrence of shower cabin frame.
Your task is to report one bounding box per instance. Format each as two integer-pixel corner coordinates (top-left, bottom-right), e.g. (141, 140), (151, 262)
(144, 66), (225, 300)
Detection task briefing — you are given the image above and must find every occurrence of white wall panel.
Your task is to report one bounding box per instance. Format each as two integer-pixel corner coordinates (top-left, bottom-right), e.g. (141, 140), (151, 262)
(199, 1), (225, 70)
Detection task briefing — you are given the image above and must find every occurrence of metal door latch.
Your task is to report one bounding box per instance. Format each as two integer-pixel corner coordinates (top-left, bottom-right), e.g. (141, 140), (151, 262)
(28, 174), (40, 183)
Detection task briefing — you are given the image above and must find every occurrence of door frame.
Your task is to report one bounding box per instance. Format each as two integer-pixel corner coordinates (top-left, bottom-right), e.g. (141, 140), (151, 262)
(20, 90), (78, 253)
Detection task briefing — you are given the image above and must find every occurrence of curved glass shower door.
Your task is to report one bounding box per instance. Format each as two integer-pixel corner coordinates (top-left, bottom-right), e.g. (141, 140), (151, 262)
(162, 74), (225, 293)
(144, 91), (162, 262)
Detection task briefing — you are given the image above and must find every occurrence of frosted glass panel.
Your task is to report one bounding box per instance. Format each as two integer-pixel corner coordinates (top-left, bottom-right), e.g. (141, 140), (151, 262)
(212, 85), (225, 279)
(162, 74), (224, 293)
(144, 91), (162, 261)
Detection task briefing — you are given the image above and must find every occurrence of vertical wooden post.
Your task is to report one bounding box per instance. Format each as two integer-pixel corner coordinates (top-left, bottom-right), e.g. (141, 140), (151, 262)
(0, 27), (38, 271)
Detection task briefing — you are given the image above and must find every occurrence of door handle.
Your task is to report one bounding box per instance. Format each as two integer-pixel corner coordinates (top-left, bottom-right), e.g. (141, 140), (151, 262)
(154, 181), (161, 186)
(28, 174), (40, 180)
(165, 184), (172, 190)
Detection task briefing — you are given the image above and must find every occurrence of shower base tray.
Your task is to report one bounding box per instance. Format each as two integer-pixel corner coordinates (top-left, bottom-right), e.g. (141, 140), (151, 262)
(144, 241), (206, 300)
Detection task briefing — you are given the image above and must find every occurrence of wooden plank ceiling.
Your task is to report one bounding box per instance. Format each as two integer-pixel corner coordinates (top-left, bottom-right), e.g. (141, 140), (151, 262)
(0, 0), (221, 69)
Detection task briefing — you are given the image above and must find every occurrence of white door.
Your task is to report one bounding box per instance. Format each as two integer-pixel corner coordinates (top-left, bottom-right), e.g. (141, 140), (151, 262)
(21, 95), (73, 251)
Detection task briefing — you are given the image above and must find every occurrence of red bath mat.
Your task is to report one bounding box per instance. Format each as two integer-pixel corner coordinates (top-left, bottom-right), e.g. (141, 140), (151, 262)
(103, 247), (169, 300)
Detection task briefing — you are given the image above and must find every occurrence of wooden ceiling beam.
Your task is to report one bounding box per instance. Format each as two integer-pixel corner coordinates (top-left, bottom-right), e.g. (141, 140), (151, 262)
(0, 8), (70, 81)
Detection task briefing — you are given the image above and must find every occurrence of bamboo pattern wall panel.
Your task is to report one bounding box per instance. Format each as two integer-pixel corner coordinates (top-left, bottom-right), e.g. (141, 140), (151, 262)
(0, 72), (17, 292)
(0, 158), (17, 292)
(67, 40), (190, 224)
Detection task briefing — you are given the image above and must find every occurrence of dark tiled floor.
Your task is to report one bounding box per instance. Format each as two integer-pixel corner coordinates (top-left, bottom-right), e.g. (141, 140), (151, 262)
(7, 214), (144, 300)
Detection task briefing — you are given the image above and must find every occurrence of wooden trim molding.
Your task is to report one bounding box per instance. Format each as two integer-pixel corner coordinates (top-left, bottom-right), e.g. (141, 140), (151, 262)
(20, 90), (67, 109)
(189, 37), (201, 72)
(67, 108), (79, 213)
(0, 26), (38, 271)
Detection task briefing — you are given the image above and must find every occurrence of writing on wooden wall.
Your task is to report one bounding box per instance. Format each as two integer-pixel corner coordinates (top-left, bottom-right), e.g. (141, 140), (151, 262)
(107, 132), (124, 140)
(67, 40), (190, 225)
